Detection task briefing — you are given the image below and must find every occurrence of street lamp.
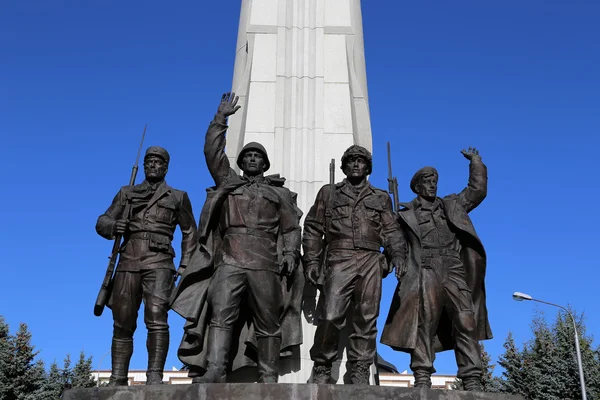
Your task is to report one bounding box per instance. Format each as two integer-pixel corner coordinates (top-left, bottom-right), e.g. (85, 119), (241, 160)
(512, 292), (587, 400)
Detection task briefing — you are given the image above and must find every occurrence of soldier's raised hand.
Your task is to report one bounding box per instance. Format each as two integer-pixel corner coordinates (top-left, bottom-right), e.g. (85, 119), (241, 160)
(393, 257), (407, 280)
(280, 254), (297, 277)
(217, 92), (241, 117)
(461, 147), (481, 161)
(113, 219), (129, 235)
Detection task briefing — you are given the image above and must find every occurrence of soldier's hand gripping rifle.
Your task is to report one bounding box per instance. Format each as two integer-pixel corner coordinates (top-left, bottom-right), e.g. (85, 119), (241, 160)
(387, 142), (399, 212)
(93, 125), (147, 317)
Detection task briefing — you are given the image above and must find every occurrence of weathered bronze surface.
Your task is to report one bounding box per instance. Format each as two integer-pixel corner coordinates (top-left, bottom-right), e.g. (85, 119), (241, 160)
(302, 145), (406, 385)
(171, 93), (303, 384)
(381, 148), (492, 392)
(95, 146), (198, 385)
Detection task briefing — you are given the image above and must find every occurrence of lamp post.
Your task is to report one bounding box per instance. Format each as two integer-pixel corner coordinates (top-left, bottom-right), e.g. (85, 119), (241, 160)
(96, 349), (111, 387)
(512, 292), (587, 400)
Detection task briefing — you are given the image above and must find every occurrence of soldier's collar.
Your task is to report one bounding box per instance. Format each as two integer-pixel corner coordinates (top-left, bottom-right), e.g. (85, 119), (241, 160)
(242, 174), (265, 184)
(415, 196), (442, 211)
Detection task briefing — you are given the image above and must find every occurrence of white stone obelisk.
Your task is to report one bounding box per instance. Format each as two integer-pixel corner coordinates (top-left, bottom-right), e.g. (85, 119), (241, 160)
(225, 0), (374, 384)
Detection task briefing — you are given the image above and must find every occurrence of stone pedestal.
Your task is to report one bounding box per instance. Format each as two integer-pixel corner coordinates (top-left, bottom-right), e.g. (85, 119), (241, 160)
(64, 384), (525, 400)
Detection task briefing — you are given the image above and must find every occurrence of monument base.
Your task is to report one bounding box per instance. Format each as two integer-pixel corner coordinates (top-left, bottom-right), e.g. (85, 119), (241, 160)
(64, 383), (525, 400)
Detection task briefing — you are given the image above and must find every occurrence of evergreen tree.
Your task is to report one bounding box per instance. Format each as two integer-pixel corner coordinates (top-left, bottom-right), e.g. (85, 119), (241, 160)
(0, 316), (11, 399)
(61, 354), (74, 391)
(497, 331), (525, 395)
(552, 309), (599, 400)
(520, 314), (562, 400)
(479, 342), (502, 392)
(35, 361), (64, 400)
(72, 351), (95, 388)
(25, 359), (47, 400)
(2, 323), (45, 400)
(496, 308), (600, 400)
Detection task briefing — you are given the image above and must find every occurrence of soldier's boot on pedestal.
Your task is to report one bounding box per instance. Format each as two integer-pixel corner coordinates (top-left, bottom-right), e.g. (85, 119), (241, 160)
(146, 331), (169, 385)
(462, 376), (483, 392)
(257, 337), (280, 383)
(311, 363), (332, 384)
(413, 369), (432, 388)
(192, 327), (231, 384)
(350, 361), (371, 385)
(108, 338), (133, 386)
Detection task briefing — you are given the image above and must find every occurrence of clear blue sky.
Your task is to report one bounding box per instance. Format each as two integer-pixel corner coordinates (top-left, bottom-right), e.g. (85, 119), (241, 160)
(1, 0), (599, 376)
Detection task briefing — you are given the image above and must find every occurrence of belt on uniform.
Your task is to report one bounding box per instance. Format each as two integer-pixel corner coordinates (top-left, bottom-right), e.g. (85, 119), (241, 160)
(225, 227), (277, 242)
(128, 232), (173, 241)
(328, 239), (380, 252)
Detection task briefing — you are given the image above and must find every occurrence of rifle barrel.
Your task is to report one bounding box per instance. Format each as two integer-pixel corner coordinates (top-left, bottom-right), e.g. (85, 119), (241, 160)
(94, 124), (147, 317)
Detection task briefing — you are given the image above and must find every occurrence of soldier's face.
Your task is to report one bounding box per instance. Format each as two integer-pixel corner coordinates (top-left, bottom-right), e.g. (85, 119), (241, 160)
(144, 156), (168, 182)
(416, 174), (438, 199)
(343, 155), (369, 180)
(241, 151), (266, 176)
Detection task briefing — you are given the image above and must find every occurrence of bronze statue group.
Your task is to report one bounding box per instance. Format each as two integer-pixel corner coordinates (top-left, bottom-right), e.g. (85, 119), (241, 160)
(95, 92), (491, 392)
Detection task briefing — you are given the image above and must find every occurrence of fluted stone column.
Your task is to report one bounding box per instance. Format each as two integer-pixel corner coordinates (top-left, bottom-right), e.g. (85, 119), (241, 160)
(225, 0), (374, 384)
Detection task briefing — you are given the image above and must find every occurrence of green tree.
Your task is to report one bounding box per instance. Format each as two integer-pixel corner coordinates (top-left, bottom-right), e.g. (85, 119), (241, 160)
(72, 351), (95, 388)
(497, 331), (525, 396)
(552, 309), (600, 400)
(0, 316), (12, 399)
(521, 314), (562, 400)
(2, 323), (45, 400)
(35, 361), (64, 400)
(496, 308), (600, 400)
(61, 354), (74, 391)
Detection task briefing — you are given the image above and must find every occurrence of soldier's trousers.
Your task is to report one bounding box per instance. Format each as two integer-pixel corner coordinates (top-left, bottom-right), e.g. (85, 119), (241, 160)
(410, 255), (482, 379)
(110, 269), (175, 339)
(207, 264), (282, 338)
(311, 250), (384, 364)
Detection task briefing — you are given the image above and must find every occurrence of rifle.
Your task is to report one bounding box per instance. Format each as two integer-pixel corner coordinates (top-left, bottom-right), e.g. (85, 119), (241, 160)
(93, 125), (147, 316)
(387, 142), (400, 213)
(329, 158), (335, 190)
(316, 159), (335, 285)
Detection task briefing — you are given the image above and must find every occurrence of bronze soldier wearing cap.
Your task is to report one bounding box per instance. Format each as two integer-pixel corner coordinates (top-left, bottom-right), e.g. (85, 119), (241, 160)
(381, 148), (492, 391)
(96, 146), (197, 385)
(302, 145), (406, 384)
(171, 92), (302, 384)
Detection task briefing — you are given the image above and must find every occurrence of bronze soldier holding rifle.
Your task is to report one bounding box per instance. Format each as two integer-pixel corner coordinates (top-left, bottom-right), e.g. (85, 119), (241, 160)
(96, 146), (197, 385)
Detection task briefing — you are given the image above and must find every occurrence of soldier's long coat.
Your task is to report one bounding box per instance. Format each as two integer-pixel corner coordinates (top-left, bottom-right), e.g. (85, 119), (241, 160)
(170, 168), (304, 372)
(380, 160), (493, 352)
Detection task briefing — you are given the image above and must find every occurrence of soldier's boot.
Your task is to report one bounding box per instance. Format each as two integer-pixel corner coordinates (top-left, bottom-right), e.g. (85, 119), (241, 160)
(413, 369), (432, 388)
(107, 338), (133, 386)
(311, 362), (332, 384)
(462, 376), (483, 392)
(192, 327), (231, 384)
(350, 361), (371, 385)
(257, 337), (280, 383)
(146, 331), (169, 385)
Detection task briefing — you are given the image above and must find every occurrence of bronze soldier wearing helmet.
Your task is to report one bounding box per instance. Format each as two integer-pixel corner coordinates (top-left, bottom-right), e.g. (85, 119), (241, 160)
(172, 93), (302, 384)
(303, 144), (406, 384)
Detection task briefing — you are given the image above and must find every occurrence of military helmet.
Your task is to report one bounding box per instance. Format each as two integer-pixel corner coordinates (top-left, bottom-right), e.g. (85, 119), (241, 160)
(340, 145), (373, 174)
(236, 141), (271, 172)
(144, 146), (170, 164)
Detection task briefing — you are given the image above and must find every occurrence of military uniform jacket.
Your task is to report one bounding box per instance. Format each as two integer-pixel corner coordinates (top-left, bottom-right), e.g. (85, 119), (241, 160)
(303, 179), (406, 274)
(380, 159), (493, 352)
(96, 181), (198, 271)
(171, 114), (304, 373)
